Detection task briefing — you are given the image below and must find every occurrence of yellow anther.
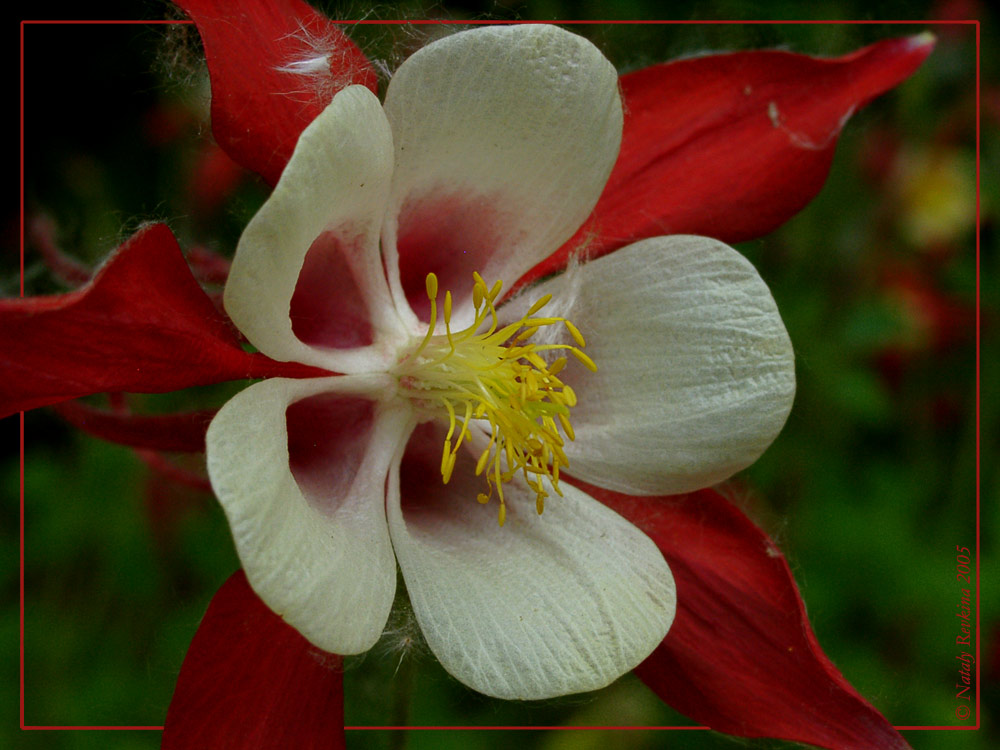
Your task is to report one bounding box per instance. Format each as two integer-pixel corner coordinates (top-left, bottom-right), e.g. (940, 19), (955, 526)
(395, 271), (594, 525)
(513, 326), (540, 343)
(562, 384), (577, 407)
(550, 442), (569, 468)
(557, 412), (575, 441)
(563, 319), (586, 348)
(475, 447), (491, 476)
(526, 293), (552, 317)
(526, 352), (549, 371)
(571, 348), (598, 372)
(525, 369), (538, 392)
(440, 439), (452, 476)
(524, 317), (559, 327)
(442, 451), (457, 484)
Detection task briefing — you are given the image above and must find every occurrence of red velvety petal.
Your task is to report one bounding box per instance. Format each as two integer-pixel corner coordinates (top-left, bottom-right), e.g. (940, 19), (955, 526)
(187, 142), (247, 219)
(0, 223), (322, 418)
(573, 479), (908, 750)
(138, 450), (212, 492)
(163, 571), (345, 750)
(177, 0), (377, 186)
(50, 400), (214, 452)
(186, 244), (232, 286)
(521, 34), (934, 286)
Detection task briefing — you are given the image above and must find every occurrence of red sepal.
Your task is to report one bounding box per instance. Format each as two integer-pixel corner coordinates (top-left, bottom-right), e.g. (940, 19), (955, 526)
(163, 571), (345, 750)
(1, 223), (323, 418)
(50, 400), (214, 452)
(574, 480), (909, 750)
(187, 245), (232, 286)
(522, 34), (935, 285)
(138, 450), (213, 492)
(176, 0), (377, 186)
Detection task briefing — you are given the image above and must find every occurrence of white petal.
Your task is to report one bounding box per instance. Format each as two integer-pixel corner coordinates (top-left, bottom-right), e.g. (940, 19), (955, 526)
(206, 375), (411, 654)
(386, 426), (674, 699)
(225, 85), (405, 373)
(505, 236), (796, 495)
(381, 24), (622, 327)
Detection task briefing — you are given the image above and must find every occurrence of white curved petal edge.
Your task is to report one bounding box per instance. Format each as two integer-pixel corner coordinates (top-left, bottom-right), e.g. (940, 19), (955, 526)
(206, 375), (410, 654)
(224, 85), (404, 373)
(507, 235), (796, 495)
(386, 447), (675, 700)
(381, 24), (623, 326)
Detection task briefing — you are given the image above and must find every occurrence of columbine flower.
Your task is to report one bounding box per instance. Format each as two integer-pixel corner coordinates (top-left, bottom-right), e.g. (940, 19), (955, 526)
(205, 23), (794, 699)
(7, 4), (936, 745)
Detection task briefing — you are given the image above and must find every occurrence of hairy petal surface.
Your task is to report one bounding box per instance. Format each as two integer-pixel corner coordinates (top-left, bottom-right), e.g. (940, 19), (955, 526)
(226, 85), (403, 373)
(0, 224), (314, 419)
(163, 571), (345, 750)
(177, 0), (376, 186)
(206, 375), (409, 655)
(381, 24), (622, 325)
(386, 425), (674, 700)
(521, 34), (935, 285)
(506, 236), (794, 495)
(581, 482), (910, 750)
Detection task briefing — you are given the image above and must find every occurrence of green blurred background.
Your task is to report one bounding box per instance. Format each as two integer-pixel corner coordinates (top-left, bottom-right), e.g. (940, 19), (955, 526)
(5, 1), (993, 748)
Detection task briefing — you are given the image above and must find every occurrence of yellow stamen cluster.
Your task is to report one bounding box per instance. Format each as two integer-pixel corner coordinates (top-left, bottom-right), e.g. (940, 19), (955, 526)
(395, 272), (596, 527)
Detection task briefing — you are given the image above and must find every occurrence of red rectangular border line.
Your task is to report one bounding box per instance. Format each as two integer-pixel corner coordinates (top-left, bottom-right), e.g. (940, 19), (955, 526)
(24, 726), (165, 731)
(20, 17), (979, 24)
(974, 15), (982, 734)
(18, 16), (981, 735)
(345, 725), (707, 730)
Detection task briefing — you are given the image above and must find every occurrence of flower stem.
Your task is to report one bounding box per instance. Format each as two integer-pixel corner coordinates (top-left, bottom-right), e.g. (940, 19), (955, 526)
(389, 652), (416, 750)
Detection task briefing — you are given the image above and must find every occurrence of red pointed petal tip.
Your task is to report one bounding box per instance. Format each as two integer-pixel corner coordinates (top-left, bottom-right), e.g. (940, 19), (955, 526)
(575, 480), (909, 750)
(176, 0), (377, 186)
(163, 571), (345, 750)
(0, 223), (321, 419)
(520, 33), (935, 287)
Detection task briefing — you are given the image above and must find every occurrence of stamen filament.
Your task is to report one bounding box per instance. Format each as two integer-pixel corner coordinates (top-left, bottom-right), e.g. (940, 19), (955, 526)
(395, 271), (595, 525)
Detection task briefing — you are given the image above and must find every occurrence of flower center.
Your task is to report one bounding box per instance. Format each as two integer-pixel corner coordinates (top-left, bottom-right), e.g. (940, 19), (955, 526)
(394, 272), (596, 527)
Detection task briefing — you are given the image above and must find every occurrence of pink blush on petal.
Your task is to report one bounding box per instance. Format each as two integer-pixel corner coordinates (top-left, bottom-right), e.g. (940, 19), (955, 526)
(290, 230), (375, 349)
(397, 423), (522, 534)
(395, 190), (509, 322)
(397, 422), (450, 524)
(287, 393), (374, 513)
